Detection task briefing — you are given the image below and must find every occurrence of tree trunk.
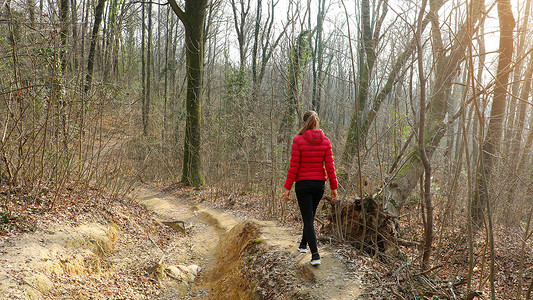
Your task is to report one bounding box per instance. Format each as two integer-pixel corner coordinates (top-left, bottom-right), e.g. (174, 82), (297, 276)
(511, 50), (533, 159)
(81, 0), (89, 73)
(415, 0), (432, 270)
(472, 0), (515, 227)
(84, 0), (106, 93)
(386, 0), (485, 216)
(504, 0), (531, 153)
(58, 0), (70, 150)
(252, 0), (288, 99)
(60, 0), (69, 72)
(230, 0), (251, 73)
(168, 0), (208, 186)
(70, 0), (78, 70)
(145, 0), (152, 134)
(103, 0), (118, 81)
(517, 107), (533, 173)
(311, 0), (326, 114)
(504, 50), (533, 218)
(472, 8), (487, 178)
(141, 2), (147, 134)
(341, 0), (378, 167)
(343, 0), (443, 168)
(279, 31), (311, 151)
(251, 0), (261, 85)
(163, 9), (170, 146)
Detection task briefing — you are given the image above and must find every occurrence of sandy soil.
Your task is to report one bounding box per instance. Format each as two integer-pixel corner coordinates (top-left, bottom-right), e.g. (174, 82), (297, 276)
(132, 185), (363, 299)
(1, 184), (365, 299)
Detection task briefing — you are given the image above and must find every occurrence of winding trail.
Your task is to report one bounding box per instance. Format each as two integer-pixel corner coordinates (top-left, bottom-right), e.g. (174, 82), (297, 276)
(131, 184), (363, 299)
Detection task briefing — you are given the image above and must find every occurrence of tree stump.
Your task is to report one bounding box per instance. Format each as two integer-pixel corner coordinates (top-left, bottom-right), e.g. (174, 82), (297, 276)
(323, 193), (400, 256)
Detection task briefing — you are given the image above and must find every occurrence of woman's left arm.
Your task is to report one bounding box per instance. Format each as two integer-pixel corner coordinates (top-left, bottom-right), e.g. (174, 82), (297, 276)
(324, 141), (338, 190)
(284, 137), (301, 191)
(284, 189), (291, 201)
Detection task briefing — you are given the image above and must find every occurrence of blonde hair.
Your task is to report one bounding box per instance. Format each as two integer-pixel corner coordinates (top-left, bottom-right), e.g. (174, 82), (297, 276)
(297, 111), (319, 135)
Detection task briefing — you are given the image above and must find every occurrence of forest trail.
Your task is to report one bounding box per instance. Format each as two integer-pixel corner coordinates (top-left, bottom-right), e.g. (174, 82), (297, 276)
(0, 183), (363, 299)
(131, 184), (363, 299)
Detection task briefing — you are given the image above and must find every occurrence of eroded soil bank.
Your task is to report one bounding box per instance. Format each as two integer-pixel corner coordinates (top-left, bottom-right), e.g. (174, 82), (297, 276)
(135, 184), (364, 299)
(1, 184), (366, 299)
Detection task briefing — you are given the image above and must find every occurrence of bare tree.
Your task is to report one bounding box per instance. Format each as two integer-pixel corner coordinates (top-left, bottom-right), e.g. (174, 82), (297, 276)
(145, 0), (152, 134)
(60, 0), (69, 72)
(141, 1), (147, 134)
(251, 0), (289, 95)
(230, 0), (252, 72)
(504, 0), (531, 153)
(279, 30), (311, 150)
(310, 0), (327, 113)
(85, 0), (106, 93)
(168, 0), (209, 186)
(342, 0), (389, 167)
(415, 0), (432, 270)
(386, 0), (486, 216)
(472, 0), (515, 227)
(71, 0), (78, 70)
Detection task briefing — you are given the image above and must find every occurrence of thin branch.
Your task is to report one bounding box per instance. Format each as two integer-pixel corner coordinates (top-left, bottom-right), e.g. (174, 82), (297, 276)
(167, 0), (186, 23)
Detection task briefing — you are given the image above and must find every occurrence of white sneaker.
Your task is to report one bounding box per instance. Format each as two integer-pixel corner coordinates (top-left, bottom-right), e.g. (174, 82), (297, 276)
(298, 247), (308, 253)
(310, 253), (321, 265)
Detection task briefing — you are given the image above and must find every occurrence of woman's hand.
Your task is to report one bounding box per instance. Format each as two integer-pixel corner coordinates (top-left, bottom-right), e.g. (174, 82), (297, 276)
(284, 189), (291, 201)
(331, 189), (338, 201)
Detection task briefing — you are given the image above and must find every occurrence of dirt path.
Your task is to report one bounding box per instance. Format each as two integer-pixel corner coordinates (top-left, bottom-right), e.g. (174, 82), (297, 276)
(0, 184), (364, 299)
(131, 184), (363, 299)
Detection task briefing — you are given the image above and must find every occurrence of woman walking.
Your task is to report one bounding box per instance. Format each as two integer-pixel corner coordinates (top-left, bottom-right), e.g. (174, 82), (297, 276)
(283, 111), (338, 265)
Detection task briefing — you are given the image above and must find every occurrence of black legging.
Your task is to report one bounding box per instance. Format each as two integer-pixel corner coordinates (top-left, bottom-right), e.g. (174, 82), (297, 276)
(295, 180), (325, 254)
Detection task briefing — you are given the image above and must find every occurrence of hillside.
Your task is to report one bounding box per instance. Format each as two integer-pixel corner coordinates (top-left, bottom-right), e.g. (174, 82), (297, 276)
(1, 183), (370, 299)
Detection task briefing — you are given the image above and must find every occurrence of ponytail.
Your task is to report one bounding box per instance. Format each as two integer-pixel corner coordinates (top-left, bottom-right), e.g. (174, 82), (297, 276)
(297, 111), (319, 135)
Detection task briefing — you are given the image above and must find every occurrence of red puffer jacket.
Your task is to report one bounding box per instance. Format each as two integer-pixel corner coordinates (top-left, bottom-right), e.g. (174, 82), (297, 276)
(284, 129), (338, 190)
